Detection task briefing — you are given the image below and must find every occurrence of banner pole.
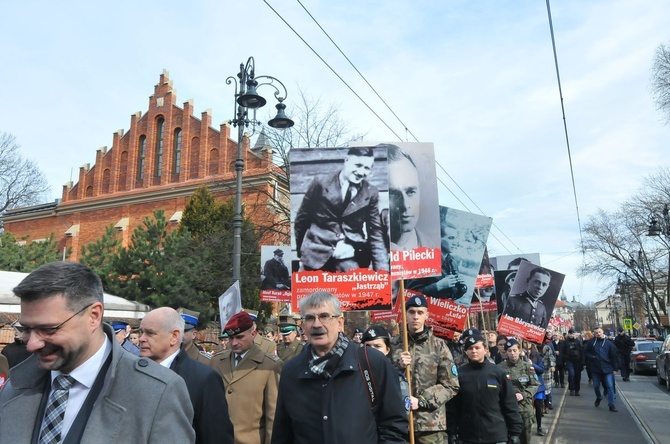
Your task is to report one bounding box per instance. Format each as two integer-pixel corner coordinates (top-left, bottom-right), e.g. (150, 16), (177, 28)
(399, 280), (415, 444)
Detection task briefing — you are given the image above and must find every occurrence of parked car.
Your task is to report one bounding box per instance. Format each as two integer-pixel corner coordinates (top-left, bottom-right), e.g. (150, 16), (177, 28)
(630, 341), (663, 374)
(655, 336), (670, 391)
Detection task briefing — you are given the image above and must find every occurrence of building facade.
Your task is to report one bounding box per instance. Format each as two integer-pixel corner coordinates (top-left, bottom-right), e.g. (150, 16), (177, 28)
(2, 71), (289, 260)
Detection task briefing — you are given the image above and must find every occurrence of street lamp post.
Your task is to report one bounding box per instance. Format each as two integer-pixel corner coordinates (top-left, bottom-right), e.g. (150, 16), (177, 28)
(227, 57), (294, 287)
(647, 203), (670, 335)
(629, 250), (653, 337)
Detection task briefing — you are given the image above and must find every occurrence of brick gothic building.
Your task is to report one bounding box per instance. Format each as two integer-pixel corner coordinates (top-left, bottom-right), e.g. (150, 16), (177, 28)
(3, 71), (289, 261)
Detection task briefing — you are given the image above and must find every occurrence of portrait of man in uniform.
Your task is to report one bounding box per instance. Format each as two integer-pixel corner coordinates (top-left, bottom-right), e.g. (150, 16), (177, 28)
(502, 266), (553, 329)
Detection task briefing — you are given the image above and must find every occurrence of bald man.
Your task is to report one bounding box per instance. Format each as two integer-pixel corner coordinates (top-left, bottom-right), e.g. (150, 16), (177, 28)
(140, 308), (234, 444)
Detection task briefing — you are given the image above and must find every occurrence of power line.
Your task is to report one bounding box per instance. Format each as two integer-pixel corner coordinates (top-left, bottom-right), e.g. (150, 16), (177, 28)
(546, 0), (586, 296)
(264, 0), (524, 255)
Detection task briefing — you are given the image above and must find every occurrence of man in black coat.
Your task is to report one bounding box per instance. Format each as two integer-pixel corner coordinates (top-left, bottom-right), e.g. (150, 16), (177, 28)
(613, 327), (635, 381)
(262, 249), (291, 290)
(559, 329), (585, 395)
(140, 307), (234, 444)
(272, 291), (407, 444)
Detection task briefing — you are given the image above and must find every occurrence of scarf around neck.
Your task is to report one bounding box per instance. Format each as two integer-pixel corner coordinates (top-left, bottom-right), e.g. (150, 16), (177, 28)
(309, 332), (349, 379)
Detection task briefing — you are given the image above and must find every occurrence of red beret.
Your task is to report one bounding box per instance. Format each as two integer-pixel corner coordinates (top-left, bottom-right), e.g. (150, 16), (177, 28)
(224, 312), (254, 336)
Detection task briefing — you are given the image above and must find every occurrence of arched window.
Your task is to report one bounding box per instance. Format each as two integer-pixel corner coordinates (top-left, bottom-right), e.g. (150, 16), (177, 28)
(102, 169), (111, 194)
(190, 137), (200, 179)
(155, 117), (164, 177)
(137, 136), (146, 180)
(119, 151), (128, 191)
(173, 128), (182, 174)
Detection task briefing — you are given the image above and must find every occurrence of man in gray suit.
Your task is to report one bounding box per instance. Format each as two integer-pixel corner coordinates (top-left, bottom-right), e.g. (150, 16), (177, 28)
(0, 261), (195, 443)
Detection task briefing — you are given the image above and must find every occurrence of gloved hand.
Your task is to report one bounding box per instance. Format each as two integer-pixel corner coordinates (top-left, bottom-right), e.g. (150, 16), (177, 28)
(447, 434), (458, 444)
(508, 435), (521, 444)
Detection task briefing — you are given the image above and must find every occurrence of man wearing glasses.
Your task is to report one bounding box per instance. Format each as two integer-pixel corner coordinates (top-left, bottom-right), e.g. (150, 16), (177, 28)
(272, 291), (408, 443)
(0, 261), (195, 443)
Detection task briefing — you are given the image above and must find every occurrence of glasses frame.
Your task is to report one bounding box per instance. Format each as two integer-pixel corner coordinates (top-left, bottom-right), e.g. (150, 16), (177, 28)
(302, 312), (341, 326)
(16, 303), (94, 339)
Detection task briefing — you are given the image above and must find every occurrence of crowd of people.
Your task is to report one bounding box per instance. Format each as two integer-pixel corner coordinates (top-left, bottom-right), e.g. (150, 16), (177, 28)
(0, 261), (645, 443)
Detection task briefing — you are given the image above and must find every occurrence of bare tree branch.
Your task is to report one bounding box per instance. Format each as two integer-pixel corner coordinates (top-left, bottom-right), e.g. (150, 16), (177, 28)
(651, 41), (670, 124)
(0, 132), (50, 215)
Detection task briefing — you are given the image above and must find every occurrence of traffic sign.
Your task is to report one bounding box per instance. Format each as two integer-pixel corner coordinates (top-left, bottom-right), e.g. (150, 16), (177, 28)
(623, 318), (632, 330)
(633, 322), (641, 330)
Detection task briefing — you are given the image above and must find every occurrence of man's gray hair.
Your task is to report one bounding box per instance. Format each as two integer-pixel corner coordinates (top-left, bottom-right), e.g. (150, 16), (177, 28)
(299, 291), (342, 316)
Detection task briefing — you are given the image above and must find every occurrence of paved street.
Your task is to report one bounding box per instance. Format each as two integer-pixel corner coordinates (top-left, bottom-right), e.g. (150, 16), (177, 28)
(535, 371), (670, 444)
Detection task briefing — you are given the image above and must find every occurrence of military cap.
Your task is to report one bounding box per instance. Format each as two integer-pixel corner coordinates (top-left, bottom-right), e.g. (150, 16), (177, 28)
(178, 308), (200, 331)
(112, 321), (129, 333)
(244, 309), (259, 321)
(504, 338), (520, 350)
(405, 294), (428, 310)
(361, 325), (390, 343)
(279, 325), (298, 336)
(273, 248), (284, 256)
(224, 312), (254, 336)
(463, 333), (486, 351)
(568, 328), (576, 334)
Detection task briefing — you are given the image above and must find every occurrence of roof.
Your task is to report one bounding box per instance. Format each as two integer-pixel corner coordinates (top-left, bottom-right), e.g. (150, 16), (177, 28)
(0, 270), (151, 321)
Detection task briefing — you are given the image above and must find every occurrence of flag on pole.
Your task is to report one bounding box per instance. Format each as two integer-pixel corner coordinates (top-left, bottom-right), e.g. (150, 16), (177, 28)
(219, 281), (242, 330)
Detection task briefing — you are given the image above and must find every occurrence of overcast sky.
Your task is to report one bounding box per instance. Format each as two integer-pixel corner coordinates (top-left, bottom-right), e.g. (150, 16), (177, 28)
(2, 1), (669, 304)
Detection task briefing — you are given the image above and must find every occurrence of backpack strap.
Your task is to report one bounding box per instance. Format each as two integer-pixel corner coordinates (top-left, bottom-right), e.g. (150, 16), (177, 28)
(356, 345), (379, 414)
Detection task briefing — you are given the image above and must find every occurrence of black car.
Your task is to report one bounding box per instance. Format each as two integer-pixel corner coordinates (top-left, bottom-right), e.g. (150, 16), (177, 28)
(655, 336), (670, 391)
(631, 341), (663, 374)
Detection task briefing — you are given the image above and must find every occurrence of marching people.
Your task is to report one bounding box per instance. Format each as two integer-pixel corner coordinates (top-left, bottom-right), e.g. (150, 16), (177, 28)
(584, 326), (620, 412)
(613, 327), (635, 382)
(180, 310), (211, 364)
(560, 328), (584, 396)
(526, 341), (548, 437)
(139, 307), (234, 444)
(271, 291), (408, 443)
(499, 339), (540, 444)
(392, 294), (460, 444)
(0, 262), (195, 443)
(447, 330), (523, 444)
(276, 315), (304, 362)
(361, 324), (411, 416)
(210, 312), (282, 444)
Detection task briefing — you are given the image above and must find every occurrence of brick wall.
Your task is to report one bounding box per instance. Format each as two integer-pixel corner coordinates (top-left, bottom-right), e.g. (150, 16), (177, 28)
(3, 71), (290, 260)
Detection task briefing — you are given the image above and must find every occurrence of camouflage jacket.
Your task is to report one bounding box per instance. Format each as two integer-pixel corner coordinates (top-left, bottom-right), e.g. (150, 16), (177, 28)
(391, 327), (460, 432)
(498, 359), (539, 415)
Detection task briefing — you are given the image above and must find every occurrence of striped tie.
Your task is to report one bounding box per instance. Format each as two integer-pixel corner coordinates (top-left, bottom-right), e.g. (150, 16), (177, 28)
(39, 375), (75, 444)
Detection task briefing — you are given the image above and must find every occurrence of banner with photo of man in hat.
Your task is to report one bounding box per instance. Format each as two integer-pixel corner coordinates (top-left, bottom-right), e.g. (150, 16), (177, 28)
(260, 245), (292, 302)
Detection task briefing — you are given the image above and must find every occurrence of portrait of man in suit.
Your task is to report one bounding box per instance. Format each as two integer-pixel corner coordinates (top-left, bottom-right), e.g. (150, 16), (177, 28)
(293, 146), (389, 272)
(387, 144), (425, 251)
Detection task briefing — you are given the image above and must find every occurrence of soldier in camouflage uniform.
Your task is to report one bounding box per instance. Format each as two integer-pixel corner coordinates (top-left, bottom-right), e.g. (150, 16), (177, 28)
(498, 338), (540, 444)
(392, 294), (460, 444)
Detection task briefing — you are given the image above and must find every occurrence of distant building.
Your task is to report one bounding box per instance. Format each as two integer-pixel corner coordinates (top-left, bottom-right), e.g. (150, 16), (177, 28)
(2, 71), (289, 260)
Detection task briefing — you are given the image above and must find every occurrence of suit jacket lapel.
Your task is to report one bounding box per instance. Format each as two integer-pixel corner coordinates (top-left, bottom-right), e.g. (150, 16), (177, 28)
(230, 346), (264, 384)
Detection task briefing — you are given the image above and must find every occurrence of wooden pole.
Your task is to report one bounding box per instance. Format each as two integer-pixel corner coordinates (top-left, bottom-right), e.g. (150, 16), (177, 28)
(399, 280), (415, 444)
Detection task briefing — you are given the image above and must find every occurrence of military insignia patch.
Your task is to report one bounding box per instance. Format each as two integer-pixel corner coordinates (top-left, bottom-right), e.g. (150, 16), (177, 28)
(534, 374), (539, 381)
(415, 296), (422, 306)
(452, 364), (458, 376)
(404, 396), (411, 412)
(367, 329), (376, 337)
